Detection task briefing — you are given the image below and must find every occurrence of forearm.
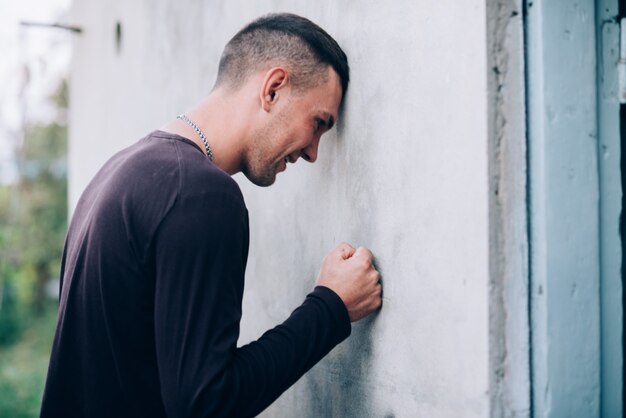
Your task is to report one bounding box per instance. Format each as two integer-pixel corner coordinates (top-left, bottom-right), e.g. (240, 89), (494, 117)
(163, 286), (350, 418)
(225, 286), (350, 417)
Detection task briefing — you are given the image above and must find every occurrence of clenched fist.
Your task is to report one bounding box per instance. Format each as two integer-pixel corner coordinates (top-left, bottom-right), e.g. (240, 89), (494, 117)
(316, 242), (382, 322)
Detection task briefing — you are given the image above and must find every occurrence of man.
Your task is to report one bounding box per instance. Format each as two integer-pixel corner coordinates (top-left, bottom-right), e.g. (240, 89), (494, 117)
(41, 13), (381, 418)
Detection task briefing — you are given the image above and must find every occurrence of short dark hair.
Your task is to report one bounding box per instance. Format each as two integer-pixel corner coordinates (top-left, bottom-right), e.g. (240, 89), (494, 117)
(215, 13), (350, 96)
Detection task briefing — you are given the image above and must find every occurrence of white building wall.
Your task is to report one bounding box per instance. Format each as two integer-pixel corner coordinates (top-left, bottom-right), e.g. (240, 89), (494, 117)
(69, 1), (498, 416)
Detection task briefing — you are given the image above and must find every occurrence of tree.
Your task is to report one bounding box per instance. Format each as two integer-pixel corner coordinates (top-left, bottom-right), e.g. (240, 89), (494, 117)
(0, 79), (68, 327)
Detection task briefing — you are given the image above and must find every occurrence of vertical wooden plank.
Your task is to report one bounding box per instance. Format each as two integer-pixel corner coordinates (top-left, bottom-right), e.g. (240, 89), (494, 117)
(597, 0), (624, 416)
(526, 0), (601, 416)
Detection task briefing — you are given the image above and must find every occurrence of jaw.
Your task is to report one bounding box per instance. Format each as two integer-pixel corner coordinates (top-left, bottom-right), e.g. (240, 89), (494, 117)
(241, 157), (279, 187)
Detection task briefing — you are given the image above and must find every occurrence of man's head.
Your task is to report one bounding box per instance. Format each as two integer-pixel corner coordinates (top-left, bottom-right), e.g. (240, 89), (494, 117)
(214, 13), (349, 186)
(215, 13), (349, 97)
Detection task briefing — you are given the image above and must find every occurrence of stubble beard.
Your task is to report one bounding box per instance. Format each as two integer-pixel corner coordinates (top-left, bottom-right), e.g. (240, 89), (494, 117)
(242, 122), (281, 187)
(242, 105), (292, 187)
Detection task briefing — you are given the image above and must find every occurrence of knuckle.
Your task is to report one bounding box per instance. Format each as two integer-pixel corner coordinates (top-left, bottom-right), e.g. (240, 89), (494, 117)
(339, 241), (354, 250)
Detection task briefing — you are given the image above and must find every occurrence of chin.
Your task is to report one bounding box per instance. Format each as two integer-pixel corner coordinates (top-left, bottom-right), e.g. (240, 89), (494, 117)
(243, 168), (277, 187)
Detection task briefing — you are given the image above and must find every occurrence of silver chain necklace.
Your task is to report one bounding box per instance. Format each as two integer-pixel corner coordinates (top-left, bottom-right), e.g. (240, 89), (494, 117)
(177, 114), (214, 161)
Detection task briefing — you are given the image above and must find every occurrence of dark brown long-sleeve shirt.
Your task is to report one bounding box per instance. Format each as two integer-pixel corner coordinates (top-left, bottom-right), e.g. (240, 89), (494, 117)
(40, 131), (351, 418)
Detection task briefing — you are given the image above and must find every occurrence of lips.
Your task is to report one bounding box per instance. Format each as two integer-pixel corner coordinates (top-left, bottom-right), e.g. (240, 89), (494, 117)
(278, 154), (297, 173)
(277, 158), (287, 173)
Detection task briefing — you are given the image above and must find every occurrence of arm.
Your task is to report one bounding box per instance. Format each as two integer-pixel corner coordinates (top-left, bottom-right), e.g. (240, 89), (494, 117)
(153, 190), (350, 417)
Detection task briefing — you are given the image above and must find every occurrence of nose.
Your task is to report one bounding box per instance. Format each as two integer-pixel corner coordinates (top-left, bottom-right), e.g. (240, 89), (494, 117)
(301, 136), (320, 163)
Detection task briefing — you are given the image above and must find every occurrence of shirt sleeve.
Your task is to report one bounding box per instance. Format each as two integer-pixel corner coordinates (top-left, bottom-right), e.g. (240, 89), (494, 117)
(152, 189), (351, 418)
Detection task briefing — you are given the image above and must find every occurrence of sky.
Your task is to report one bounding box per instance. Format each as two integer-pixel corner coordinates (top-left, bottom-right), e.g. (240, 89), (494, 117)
(0, 0), (72, 183)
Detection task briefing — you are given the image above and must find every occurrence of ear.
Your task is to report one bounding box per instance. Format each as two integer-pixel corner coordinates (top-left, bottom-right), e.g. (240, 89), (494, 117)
(260, 67), (289, 112)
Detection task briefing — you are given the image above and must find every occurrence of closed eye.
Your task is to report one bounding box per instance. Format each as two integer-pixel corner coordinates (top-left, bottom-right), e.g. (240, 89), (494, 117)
(315, 117), (327, 133)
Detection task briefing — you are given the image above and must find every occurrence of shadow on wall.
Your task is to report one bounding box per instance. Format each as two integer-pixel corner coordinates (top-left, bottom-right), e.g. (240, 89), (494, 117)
(303, 313), (394, 418)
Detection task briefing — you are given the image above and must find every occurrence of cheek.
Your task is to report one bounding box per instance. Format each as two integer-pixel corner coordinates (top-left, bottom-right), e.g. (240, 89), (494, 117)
(272, 116), (312, 156)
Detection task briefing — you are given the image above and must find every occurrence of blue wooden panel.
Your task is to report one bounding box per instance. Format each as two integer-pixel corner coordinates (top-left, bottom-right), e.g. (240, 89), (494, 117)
(597, 0), (624, 416)
(526, 0), (601, 416)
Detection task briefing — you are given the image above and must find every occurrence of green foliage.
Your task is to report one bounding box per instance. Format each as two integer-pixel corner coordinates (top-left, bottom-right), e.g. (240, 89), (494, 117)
(0, 281), (22, 346)
(0, 77), (67, 342)
(0, 71), (68, 418)
(0, 303), (57, 418)
(1, 83), (68, 318)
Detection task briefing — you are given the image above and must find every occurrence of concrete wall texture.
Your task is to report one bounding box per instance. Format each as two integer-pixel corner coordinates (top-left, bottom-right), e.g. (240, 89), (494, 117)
(68, 1), (530, 417)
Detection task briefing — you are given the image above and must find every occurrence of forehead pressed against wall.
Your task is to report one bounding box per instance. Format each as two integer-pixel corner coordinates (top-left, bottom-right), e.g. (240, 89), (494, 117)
(69, 0), (490, 416)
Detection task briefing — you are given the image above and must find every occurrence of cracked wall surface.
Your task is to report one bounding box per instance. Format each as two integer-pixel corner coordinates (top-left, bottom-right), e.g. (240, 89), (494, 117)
(486, 0), (529, 417)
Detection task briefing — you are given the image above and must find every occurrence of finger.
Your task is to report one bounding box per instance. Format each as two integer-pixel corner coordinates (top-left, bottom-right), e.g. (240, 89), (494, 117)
(354, 246), (373, 261)
(337, 242), (356, 259)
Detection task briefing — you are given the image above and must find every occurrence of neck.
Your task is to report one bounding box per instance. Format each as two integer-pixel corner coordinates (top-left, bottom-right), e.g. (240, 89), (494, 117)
(161, 88), (248, 175)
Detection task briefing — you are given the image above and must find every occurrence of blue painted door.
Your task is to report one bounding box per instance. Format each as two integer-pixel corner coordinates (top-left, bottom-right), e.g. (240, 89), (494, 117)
(526, 0), (623, 416)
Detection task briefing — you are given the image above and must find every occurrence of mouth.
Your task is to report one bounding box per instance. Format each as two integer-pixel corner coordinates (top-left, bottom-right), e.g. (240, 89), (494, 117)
(278, 154), (298, 173)
(277, 157), (288, 173)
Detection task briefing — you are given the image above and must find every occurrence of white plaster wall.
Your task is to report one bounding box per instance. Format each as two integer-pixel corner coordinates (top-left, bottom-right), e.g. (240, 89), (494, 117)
(69, 1), (491, 416)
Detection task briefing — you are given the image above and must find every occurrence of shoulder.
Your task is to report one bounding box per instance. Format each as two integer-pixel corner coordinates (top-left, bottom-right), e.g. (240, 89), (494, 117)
(118, 130), (243, 203)
(153, 137), (249, 247)
(165, 134), (245, 209)
(77, 130), (247, 226)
